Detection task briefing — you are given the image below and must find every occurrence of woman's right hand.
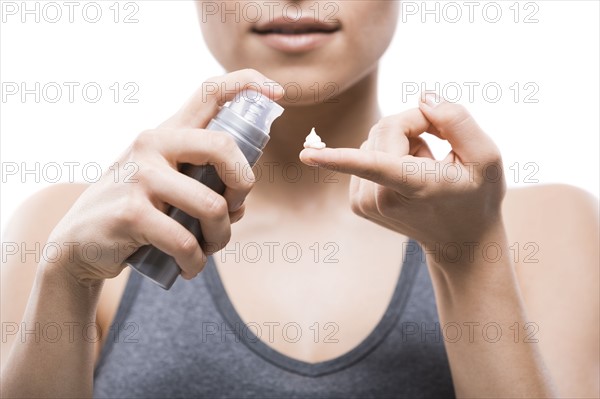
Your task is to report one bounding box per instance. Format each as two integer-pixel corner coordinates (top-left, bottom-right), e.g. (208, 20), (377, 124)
(46, 69), (284, 286)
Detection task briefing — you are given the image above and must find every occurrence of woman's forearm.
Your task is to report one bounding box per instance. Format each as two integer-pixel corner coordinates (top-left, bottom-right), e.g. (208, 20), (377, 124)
(0, 261), (102, 398)
(425, 222), (557, 398)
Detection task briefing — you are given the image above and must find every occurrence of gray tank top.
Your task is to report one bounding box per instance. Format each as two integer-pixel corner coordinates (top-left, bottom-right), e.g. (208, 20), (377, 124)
(94, 240), (455, 398)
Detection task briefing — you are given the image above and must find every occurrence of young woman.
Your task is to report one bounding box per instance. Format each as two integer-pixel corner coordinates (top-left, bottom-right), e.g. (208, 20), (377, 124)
(1, 1), (598, 398)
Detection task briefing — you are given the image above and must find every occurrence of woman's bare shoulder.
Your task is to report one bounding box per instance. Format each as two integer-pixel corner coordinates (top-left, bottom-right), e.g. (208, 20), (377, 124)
(502, 183), (598, 287)
(502, 183), (598, 261)
(504, 183), (598, 222)
(3, 183), (89, 240)
(4, 180), (87, 246)
(2, 183), (91, 297)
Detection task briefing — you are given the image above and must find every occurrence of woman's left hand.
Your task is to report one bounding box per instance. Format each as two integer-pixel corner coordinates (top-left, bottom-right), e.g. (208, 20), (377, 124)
(299, 94), (507, 250)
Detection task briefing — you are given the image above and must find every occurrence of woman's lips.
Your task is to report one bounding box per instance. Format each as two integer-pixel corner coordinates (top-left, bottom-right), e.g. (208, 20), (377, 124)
(253, 31), (337, 53)
(251, 17), (340, 53)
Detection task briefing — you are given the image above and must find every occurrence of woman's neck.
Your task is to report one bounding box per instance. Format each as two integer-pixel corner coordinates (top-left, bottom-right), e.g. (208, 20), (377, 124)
(251, 68), (381, 208)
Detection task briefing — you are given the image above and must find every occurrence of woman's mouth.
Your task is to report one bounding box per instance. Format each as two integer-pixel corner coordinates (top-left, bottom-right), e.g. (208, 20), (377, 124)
(251, 17), (341, 53)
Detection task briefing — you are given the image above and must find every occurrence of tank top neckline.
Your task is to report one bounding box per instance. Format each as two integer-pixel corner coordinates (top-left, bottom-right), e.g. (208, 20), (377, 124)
(203, 238), (422, 377)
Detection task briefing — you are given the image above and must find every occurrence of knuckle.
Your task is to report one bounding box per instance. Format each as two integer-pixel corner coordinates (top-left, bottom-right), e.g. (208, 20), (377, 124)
(114, 196), (146, 227)
(239, 173), (255, 191)
(204, 194), (228, 219)
(134, 161), (160, 185)
(175, 231), (198, 257)
(207, 131), (236, 151)
(132, 130), (159, 152)
(438, 103), (472, 129)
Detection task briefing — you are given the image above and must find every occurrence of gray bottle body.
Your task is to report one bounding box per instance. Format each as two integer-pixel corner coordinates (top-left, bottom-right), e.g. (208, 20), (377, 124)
(127, 92), (283, 289)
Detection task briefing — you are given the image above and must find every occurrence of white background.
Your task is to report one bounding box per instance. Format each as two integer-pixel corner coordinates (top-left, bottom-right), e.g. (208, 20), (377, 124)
(1, 0), (599, 234)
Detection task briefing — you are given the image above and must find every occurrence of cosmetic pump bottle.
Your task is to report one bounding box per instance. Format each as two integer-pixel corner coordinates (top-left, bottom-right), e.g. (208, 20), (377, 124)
(127, 89), (284, 290)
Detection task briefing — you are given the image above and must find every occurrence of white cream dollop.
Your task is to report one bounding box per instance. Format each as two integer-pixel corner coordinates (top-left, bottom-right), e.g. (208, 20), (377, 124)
(303, 127), (326, 149)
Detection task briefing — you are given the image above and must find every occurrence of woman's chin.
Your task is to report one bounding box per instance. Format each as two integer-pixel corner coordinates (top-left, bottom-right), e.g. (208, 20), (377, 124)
(266, 75), (348, 107)
(276, 95), (339, 108)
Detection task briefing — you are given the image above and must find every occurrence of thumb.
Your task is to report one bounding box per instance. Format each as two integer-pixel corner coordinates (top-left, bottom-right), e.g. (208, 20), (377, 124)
(161, 69), (285, 129)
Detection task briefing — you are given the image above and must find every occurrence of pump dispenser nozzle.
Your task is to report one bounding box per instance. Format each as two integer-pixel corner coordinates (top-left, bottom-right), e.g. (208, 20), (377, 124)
(228, 90), (284, 134)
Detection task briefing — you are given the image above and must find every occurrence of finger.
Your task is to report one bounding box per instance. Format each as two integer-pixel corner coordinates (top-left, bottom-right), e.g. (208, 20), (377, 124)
(351, 174), (408, 232)
(161, 69), (285, 129)
(147, 167), (232, 253)
(137, 208), (207, 279)
(369, 108), (430, 155)
(365, 128), (377, 151)
(419, 93), (499, 163)
(408, 136), (435, 159)
(300, 147), (429, 194)
(153, 129), (255, 210)
(355, 177), (422, 237)
(348, 141), (368, 214)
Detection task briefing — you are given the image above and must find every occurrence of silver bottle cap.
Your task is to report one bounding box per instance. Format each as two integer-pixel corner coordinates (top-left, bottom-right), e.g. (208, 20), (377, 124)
(225, 89), (284, 135)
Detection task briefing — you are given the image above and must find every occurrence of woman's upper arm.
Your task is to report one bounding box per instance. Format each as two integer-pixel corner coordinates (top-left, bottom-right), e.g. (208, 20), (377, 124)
(1, 183), (89, 370)
(504, 184), (599, 398)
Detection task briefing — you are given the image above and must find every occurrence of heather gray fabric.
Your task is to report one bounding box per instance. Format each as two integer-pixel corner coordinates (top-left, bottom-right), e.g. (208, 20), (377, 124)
(93, 240), (455, 398)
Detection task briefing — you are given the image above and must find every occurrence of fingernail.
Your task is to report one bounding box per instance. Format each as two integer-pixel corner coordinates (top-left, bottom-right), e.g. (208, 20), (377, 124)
(299, 149), (320, 166)
(421, 92), (443, 108)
